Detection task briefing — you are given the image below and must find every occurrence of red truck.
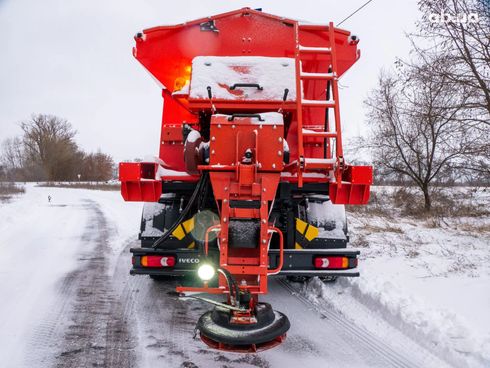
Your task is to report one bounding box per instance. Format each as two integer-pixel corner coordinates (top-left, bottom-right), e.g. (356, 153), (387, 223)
(119, 8), (372, 352)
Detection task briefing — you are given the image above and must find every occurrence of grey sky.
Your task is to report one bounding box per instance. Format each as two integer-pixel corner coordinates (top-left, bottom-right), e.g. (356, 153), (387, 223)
(0, 0), (420, 163)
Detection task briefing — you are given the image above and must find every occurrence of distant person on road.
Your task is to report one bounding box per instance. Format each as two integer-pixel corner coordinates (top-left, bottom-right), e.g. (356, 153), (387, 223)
(48, 195), (51, 203)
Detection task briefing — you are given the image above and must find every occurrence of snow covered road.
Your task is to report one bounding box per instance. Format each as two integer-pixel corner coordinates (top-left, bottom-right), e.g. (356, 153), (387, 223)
(0, 185), (468, 367)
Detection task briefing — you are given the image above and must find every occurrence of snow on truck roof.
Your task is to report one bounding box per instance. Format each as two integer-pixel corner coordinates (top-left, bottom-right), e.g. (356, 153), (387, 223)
(213, 112), (284, 125)
(189, 56), (296, 102)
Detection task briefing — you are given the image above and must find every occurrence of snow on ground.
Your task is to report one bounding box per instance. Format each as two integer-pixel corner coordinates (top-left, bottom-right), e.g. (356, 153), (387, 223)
(305, 186), (490, 368)
(0, 183), (141, 367)
(1, 183), (488, 367)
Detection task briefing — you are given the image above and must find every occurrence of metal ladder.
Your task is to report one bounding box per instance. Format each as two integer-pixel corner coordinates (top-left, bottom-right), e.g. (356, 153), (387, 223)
(294, 21), (343, 187)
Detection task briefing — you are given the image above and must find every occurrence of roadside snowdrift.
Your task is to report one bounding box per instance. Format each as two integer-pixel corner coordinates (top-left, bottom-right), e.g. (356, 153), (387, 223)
(303, 187), (490, 368)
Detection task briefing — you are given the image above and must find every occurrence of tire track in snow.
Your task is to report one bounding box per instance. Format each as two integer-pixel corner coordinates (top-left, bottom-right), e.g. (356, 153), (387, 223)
(116, 266), (271, 368)
(27, 200), (138, 368)
(275, 278), (450, 368)
(24, 201), (95, 368)
(275, 278), (415, 368)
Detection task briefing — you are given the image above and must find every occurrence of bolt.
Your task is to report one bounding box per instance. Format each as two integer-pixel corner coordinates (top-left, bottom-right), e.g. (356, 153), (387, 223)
(262, 219), (266, 223)
(218, 124), (221, 128)
(223, 199), (227, 203)
(224, 187), (228, 191)
(262, 239), (267, 244)
(278, 151), (282, 156)
(272, 163), (276, 169)
(278, 137), (283, 142)
(223, 217), (227, 222)
(211, 150), (215, 154)
(232, 125), (236, 129)
(211, 136), (216, 141)
(263, 188), (266, 192)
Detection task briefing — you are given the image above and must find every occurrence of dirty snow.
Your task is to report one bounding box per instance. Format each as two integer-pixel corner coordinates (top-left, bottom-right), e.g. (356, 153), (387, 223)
(189, 56), (296, 101)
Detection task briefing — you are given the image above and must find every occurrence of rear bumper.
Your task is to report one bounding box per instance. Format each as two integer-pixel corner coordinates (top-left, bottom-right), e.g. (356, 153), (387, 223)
(130, 247), (360, 277)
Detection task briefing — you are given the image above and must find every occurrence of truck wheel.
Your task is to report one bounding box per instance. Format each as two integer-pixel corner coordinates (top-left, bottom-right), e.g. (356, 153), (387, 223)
(149, 275), (173, 281)
(286, 276), (311, 283)
(319, 276), (337, 283)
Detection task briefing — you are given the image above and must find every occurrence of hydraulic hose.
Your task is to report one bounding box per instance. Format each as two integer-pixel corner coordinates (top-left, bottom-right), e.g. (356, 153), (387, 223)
(152, 173), (208, 249)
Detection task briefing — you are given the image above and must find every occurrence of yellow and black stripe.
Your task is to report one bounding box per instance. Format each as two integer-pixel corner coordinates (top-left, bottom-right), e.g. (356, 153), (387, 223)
(171, 217), (196, 249)
(294, 218), (319, 249)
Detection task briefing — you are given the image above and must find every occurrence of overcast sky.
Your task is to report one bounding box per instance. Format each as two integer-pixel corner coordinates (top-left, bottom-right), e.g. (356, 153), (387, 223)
(0, 0), (420, 162)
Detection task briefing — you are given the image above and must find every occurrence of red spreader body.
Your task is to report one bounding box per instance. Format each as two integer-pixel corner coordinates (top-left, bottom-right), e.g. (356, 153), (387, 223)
(120, 8), (372, 352)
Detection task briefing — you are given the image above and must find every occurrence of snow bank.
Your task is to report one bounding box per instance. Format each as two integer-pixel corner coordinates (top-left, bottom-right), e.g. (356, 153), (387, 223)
(327, 187), (490, 367)
(189, 56), (296, 101)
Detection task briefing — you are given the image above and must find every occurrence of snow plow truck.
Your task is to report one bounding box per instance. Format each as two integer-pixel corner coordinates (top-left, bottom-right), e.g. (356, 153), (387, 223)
(119, 8), (372, 352)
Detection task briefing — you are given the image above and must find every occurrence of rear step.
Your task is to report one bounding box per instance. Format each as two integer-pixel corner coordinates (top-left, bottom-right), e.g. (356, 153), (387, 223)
(303, 157), (336, 169)
(300, 72), (335, 80)
(301, 99), (336, 107)
(298, 45), (331, 54)
(302, 129), (337, 138)
(298, 23), (330, 31)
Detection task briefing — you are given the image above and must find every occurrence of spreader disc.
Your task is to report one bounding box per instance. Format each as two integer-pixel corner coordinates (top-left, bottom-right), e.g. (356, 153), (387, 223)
(196, 303), (290, 352)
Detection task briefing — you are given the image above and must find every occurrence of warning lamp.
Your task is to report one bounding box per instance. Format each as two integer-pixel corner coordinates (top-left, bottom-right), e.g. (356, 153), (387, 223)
(314, 256), (350, 269)
(141, 255), (175, 268)
(173, 65), (192, 91)
(197, 263), (215, 281)
(173, 77), (189, 91)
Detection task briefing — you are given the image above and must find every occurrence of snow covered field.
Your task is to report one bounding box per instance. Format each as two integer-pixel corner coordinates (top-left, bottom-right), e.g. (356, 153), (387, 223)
(0, 183), (488, 367)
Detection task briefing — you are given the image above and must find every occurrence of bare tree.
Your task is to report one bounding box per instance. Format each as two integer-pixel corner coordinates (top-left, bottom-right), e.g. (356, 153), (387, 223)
(416, 0), (490, 120)
(365, 58), (481, 211)
(405, 0), (490, 182)
(1, 137), (24, 170)
(21, 114), (80, 181)
(80, 150), (114, 181)
(0, 137), (26, 181)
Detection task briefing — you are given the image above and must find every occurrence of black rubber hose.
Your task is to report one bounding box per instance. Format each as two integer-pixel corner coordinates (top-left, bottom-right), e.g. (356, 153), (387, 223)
(152, 173), (208, 249)
(218, 267), (239, 304)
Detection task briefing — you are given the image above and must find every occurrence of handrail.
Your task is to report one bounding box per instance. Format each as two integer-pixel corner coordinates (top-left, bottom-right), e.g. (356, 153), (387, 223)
(267, 227), (284, 275)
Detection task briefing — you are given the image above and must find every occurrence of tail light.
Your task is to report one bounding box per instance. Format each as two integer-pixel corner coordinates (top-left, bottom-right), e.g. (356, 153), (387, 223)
(314, 256), (353, 269)
(141, 255), (176, 268)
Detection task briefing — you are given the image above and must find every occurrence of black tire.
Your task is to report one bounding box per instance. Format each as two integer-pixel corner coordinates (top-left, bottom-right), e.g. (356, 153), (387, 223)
(149, 275), (174, 281)
(319, 276), (337, 283)
(286, 275), (311, 283)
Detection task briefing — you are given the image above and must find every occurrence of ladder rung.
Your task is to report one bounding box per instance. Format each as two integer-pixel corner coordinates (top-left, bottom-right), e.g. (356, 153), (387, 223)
(298, 45), (331, 54)
(302, 129), (337, 138)
(298, 23), (330, 31)
(304, 158), (336, 170)
(300, 72), (335, 80)
(302, 99), (336, 107)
